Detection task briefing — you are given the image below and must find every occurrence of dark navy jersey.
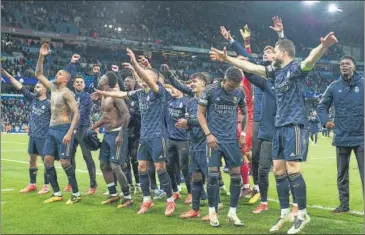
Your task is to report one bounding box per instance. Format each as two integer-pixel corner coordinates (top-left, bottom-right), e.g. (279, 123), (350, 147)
(165, 95), (190, 140)
(266, 61), (311, 127)
(74, 91), (92, 127)
(199, 82), (246, 143)
(20, 87), (51, 139)
(253, 86), (263, 122)
(127, 83), (166, 139)
(186, 97), (206, 151)
(125, 98), (141, 137)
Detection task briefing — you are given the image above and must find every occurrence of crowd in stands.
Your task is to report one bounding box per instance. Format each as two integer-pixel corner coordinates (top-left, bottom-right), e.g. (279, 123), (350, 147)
(1, 1), (358, 60)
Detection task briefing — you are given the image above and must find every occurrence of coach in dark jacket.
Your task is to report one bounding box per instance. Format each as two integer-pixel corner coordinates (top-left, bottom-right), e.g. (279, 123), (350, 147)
(317, 55), (364, 213)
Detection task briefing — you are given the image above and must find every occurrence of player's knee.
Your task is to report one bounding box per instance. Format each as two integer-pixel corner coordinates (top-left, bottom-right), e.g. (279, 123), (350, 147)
(29, 155), (38, 166)
(273, 160), (287, 176)
(60, 159), (70, 167)
(230, 173), (242, 186)
(138, 161), (148, 173)
(286, 161), (301, 174)
(192, 172), (203, 182)
(228, 166), (240, 175)
(44, 156), (54, 166)
(100, 162), (112, 171)
(155, 162), (165, 171)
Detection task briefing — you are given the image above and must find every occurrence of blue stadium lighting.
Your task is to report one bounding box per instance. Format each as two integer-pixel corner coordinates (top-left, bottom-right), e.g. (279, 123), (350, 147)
(328, 4), (342, 13)
(303, 1), (320, 6)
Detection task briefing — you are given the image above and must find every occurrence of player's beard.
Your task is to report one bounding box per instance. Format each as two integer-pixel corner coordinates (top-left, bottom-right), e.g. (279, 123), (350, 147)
(34, 91), (41, 97)
(273, 58), (282, 68)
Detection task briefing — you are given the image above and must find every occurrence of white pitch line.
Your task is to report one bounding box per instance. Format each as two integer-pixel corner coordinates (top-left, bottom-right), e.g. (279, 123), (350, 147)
(1, 154), (363, 216)
(1, 202), (7, 205)
(1, 158), (103, 175)
(1, 188), (14, 192)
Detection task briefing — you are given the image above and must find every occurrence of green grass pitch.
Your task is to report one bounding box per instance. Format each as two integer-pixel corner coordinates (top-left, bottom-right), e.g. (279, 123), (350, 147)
(1, 133), (363, 234)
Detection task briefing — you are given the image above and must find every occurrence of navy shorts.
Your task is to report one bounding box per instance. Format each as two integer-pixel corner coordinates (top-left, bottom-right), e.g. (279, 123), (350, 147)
(99, 130), (128, 165)
(207, 141), (243, 168)
(137, 137), (165, 163)
(189, 150), (208, 177)
(43, 124), (75, 160)
(272, 125), (309, 162)
(28, 137), (46, 157)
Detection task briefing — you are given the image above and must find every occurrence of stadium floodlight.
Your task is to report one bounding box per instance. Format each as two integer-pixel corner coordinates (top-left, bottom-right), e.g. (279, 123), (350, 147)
(118, 27), (122, 32)
(328, 4), (342, 13)
(104, 24), (107, 27)
(303, 1), (320, 6)
(109, 25), (113, 28)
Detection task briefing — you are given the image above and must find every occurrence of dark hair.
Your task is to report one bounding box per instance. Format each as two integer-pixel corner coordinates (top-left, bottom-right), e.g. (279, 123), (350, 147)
(263, 46), (274, 52)
(73, 75), (84, 82)
(105, 71), (118, 88)
(275, 39), (295, 58)
(340, 55), (357, 67)
(224, 67), (242, 84)
(190, 72), (208, 85)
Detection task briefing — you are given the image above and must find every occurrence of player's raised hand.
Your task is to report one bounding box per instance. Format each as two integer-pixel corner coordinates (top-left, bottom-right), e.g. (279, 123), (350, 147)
(93, 65), (101, 73)
(126, 48), (137, 65)
(1, 68), (12, 78)
(240, 24), (251, 40)
(137, 55), (150, 68)
(239, 134), (246, 150)
(39, 43), (50, 56)
(320, 32), (338, 48)
(71, 54), (81, 63)
(209, 47), (227, 62)
(269, 16), (283, 33)
(220, 26), (232, 41)
(122, 62), (135, 71)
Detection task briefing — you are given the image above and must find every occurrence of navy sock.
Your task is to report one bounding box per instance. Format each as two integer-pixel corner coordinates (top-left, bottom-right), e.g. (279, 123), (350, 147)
(63, 164), (79, 194)
(259, 168), (270, 202)
(148, 164), (158, 190)
(207, 171), (219, 208)
(108, 182), (117, 195)
(157, 169), (173, 198)
(167, 163), (178, 192)
(139, 171), (150, 196)
(29, 168), (38, 184)
(46, 166), (60, 193)
(44, 170), (50, 185)
(275, 174), (290, 209)
(200, 185), (207, 200)
(229, 174), (241, 207)
(192, 179), (203, 211)
(289, 176), (298, 204)
(289, 173), (306, 210)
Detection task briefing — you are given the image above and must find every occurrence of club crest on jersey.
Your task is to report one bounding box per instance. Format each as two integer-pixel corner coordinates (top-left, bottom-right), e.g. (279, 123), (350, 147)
(233, 96), (237, 104)
(179, 102), (183, 108)
(131, 101), (135, 106)
(354, 86), (359, 93)
(42, 105), (45, 109)
(146, 95), (150, 101)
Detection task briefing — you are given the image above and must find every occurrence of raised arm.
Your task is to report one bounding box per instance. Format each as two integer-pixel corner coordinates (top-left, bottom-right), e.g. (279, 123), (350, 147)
(301, 32), (338, 71)
(1, 68), (23, 90)
(63, 90), (80, 144)
(91, 89), (128, 100)
(161, 64), (193, 96)
(35, 43), (52, 89)
(209, 47), (268, 79)
(65, 54), (81, 90)
(114, 98), (131, 146)
(126, 48), (160, 93)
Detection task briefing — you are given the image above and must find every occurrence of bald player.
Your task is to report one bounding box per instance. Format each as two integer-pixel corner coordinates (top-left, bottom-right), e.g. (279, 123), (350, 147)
(35, 43), (81, 205)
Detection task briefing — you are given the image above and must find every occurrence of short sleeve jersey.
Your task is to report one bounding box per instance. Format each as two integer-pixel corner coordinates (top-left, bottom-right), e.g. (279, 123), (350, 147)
(266, 61), (311, 127)
(198, 82), (246, 143)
